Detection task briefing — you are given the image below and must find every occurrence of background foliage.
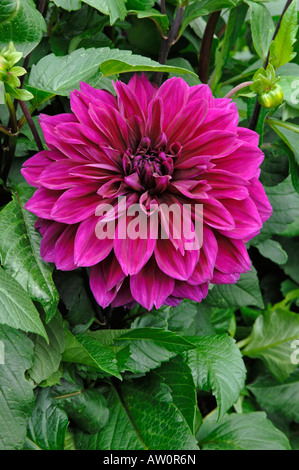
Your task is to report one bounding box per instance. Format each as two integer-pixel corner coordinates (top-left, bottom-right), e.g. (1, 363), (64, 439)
(0, 0), (299, 451)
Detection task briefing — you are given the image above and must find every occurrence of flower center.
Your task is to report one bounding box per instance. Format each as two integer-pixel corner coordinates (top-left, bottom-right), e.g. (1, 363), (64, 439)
(123, 138), (181, 194)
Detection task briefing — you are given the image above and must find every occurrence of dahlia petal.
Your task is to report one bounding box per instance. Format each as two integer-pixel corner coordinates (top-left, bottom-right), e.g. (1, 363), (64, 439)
(214, 234), (251, 274)
(127, 73), (158, 113)
(182, 130), (237, 159)
(166, 99), (208, 145)
(89, 103), (129, 152)
(114, 80), (145, 131)
(79, 82), (117, 108)
(55, 224), (78, 270)
(74, 215), (113, 267)
(111, 278), (134, 308)
(146, 97), (164, 147)
(220, 197), (262, 239)
(51, 184), (100, 224)
(38, 160), (84, 189)
(188, 226), (218, 284)
(24, 187), (64, 219)
(200, 106), (239, 134)
(21, 151), (59, 187)
(197, 196), (235, 230)
(130, 257), (175, 310)
(188, 84), (213, 107)
(114, 213), (157, 275)
(237, 127), (260, 146)
(248, 177), (273, 223)
(212, 270), (240, 284)
(211, 144), (264, 180)
(89, 262), (120, 308)
(204, 169), (250, 200)
(40, 221), (66, 262)
(155, 237), (199, 281)
(156, 77), (189, 131)
(172, 281), (209, 302)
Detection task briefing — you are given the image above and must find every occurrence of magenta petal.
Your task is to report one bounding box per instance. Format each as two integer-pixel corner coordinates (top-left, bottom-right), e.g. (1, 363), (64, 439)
(24, 187), (64, 219)
(21, 151), (62, 187)
(220, 197), (262, 239)
(172, 281), (209, 302)
(248, 178), (273, 223)
(51, 184), (100, 224)
(188, 225), (218, 284)
(111, 278), (134, 308)
(212, 270), (240, 284)
(127, 73), (158, 113)
(156, 77), (189, 131)
(114, 214), (157, 275)
(55, 224), (78, 270)
(74, 215), (113, 267)
(214, 234), (251, 274)
(130, 257), (175, 310)
(89, 262), (120, 308)
(40, 221), (66, 262)
(38, 160), (84, 189)
(154, 237), (199, 281)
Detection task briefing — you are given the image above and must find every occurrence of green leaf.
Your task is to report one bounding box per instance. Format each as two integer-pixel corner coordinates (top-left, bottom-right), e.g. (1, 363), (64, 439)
(180, 0), (242, 35)
(210, 3), (248, 91)
(0, 267), (48, 340)
(28, 47), (196, 97)
(198, 412), (290, 450)
(206, 268), (264, 309)
(249, 1), (275, 61)
(115, 328), (195, 374)
(28, 313), (66, 385)
(53, 271), (95, 334)
(0, 0), (46, 57)
(154, 356), (197, 433)
(242, 308), (299, 381)
(186, 334), (246, 419)
(255, 239), (288, 265)
(27, 388), (69, 450)
(0, 325), (35, 450)
(128, 9), (169, 35)
(0, 185), (59, 321)
(269, 0), (298, 69)
(248, 370), (299, 422)
(82, 0), (127, 24)
(76, 379), (199, 450)
(261, 176), (299, 237)
(62, 329), (121, 379)
(53, 379), (109, 433)
(50, 0), (82, 11)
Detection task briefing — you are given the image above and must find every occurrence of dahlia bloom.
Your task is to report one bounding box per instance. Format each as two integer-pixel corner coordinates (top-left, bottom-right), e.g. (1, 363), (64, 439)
(22, 74), (272, 310)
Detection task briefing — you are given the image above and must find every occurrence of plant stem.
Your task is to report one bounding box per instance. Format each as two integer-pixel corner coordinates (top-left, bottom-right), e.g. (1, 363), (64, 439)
(198, 10), (221, 84)
(249, 0), (293, 130)
(18, 100), (44, 152)
(0, 123), (16, 137)
(1, 94), (18, 183)
(224, 81), (253, 99)
(154, 5), (185, 86)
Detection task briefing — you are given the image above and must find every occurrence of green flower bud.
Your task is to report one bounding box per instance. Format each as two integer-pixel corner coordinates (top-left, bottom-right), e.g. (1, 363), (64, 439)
(258, 84), (284, 109)
(0, 56), (8, 81)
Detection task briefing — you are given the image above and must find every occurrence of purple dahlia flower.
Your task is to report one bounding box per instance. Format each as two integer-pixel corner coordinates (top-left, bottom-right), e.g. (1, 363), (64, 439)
(22, 74), (272, 310)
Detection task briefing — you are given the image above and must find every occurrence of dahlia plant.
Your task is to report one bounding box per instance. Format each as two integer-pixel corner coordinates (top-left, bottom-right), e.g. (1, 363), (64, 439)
(0, 0), (298, 453)
(22, 74), (272, 310)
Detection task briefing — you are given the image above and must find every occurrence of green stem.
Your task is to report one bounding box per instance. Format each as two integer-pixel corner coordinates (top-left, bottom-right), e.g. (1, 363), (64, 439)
(236, 336), (251, 350)
(224, 81), (253, 99)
